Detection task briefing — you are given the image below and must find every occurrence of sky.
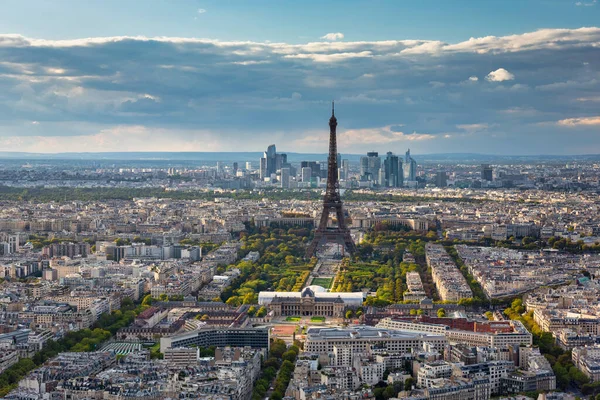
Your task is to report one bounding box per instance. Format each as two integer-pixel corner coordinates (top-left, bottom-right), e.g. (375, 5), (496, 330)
(0, 0), (599, 155)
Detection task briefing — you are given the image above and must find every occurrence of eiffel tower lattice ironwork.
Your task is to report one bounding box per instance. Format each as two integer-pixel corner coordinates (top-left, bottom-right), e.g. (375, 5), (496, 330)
(306, 103), (357, 258)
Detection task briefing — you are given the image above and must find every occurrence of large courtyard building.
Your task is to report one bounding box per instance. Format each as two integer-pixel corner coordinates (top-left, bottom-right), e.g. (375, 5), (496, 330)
(258, 285), (364, 317)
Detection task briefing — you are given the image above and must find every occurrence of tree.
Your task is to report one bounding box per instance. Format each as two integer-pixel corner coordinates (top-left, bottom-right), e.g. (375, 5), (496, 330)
(569, 366), (590, 386)
(141, 294), (153, 306)
(404, 378), (414, 391)
(256, 306), (267, 318)
(511, 298), (525, 314)
(437, 308), (446, 318)
(284, 255), (295, 265)
(345, 310), (354, 319)
(409, 309), (417, 315)
(270, 339), (287, 359)
(416, 309), (424, 315)
(282, 350), (297, 363)
(383, 385), (397, 399)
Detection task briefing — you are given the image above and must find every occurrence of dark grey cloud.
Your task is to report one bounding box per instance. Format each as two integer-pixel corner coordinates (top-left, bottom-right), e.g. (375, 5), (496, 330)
(0, 29), (598, 153)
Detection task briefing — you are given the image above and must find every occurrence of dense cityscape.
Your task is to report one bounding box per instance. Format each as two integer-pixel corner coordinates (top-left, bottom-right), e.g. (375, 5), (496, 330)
(1, 113), (600, 400)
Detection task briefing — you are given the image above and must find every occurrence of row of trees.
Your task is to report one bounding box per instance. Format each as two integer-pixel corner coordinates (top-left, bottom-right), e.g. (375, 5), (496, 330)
(0, 185), (489, 203)
(251, 339), (299, 400)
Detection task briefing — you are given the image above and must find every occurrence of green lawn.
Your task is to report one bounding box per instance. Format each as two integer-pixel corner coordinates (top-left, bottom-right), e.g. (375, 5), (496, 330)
(285, 316), (301, 322)
(310, 316), (326, 322)
(311, 277), (333, 288)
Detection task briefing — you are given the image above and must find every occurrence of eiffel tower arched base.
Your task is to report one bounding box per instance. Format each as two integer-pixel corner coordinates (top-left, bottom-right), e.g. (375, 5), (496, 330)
(306, 227), (357, 258)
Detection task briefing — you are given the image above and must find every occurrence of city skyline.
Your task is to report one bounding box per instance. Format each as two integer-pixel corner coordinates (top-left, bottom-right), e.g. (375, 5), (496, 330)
(0, 1), (599, 155)
(3, 3), (600, 399)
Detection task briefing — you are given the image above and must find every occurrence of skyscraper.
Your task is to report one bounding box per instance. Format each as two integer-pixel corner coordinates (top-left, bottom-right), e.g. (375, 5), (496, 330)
(301, 167), (312, 182)
(342, 159), (349, 181)
(232, 162), (238, 175)
(435, 170), (447, 187)
(481, 164), (493, 181)
(405, 149), (417, 183)
(259, 144), (277, 179)
(245, 162), (252, 171)
(301, 161), (320, 178)
(259, 144), (288, 180)
(259, 158), (267, 179)
(360, 151), (381, 182)
(275, 152), (287, 171)
(264, 144), (277, 175)
(384, 151), (402, 187)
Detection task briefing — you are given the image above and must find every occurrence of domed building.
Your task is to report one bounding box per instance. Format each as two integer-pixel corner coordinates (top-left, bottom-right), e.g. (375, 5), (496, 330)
(258, 285), (364, 317)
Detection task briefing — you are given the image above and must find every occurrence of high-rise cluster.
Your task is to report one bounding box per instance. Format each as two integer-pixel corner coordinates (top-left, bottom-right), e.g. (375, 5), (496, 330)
(359, 148), (418, 188)
(259, 144), (294, 187)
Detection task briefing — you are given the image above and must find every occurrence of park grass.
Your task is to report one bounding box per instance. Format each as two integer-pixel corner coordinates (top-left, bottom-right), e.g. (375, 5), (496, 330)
(311, 277), (333, 288)
(285, 316), (301, 322)
(310, 316), (326, 322)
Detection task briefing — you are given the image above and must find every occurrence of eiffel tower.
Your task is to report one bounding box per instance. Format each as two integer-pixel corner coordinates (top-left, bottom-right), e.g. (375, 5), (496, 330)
(306, 103), (357, 258)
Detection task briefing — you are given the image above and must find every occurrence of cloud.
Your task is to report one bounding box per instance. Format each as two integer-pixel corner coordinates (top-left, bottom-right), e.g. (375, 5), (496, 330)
(486, 68), (515, 82)
(456, 123), (489, 132)
(339, 94), (396, 104)
(293, 125), (434, 152)
(557, 116), (600, 126)
(0, 28), (599, 154)
(320, 32), (344, 41)
(284, 51), (372, 62)
(197, 8), (207, 14)
(0, 125), (224, 152)
(577, 96), (600, 102)
(575, 0), (596, 6)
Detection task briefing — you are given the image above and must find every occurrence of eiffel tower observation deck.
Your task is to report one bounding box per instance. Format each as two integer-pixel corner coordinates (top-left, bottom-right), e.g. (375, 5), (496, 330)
(306, 103), (357, 258)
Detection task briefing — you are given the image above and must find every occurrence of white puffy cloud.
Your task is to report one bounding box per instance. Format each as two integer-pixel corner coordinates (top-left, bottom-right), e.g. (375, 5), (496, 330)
(486, 68), (515, 82)
(197, 8), (207, 14)
(320, 32), (344, 41)
(468, 76), (479, 82)
(557, 116), (600, 126)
